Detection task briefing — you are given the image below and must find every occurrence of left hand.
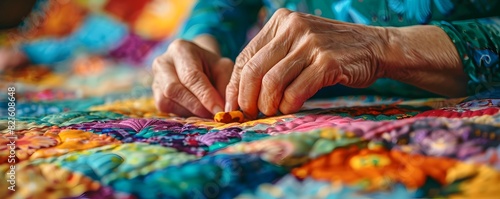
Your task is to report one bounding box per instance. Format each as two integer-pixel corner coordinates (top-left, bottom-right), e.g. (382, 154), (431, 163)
(0, 47), (28, 71)
(225, 8), (390, 118)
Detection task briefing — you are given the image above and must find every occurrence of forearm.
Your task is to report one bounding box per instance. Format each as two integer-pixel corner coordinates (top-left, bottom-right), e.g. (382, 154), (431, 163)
(382, 25), (468, 97)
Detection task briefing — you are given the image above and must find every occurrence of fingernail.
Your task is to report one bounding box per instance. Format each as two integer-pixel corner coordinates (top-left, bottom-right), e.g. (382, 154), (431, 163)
(224, 103), (232, 112)
(213, 105), (223, 114)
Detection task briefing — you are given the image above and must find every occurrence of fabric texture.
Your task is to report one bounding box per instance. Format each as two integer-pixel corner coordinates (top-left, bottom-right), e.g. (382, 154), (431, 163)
(1, 0), (500, 198)
(2, 64), (500, 198)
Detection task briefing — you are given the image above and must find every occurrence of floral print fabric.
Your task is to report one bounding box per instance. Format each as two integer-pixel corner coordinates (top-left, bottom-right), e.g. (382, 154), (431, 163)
(1, 84), (500, 198)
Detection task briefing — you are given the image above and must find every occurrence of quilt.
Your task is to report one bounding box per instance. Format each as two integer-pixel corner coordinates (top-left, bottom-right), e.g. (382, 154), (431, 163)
(1, 63), (500, 199)
(1, 1), (500, 198)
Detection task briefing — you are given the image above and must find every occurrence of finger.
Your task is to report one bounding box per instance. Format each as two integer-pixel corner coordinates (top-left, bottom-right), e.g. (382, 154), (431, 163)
(211, 57), (234, 101)
(152, 79), (192, 117)
(152, 57), (212, 118)
(170, 40), (225, 115)
(225, 8), (292, 112)
(238, 38), (290, 118)
(153, 76), (212, 118)
(235, 8), (292, 68)
(279, 62), (342, 114)
(225, 74), (240, 112)
(258, 49), (307, 116)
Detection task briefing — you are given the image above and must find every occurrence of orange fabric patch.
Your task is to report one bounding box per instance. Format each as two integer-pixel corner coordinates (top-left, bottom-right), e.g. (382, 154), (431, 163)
(292, 146), (457, 190)
(214, 111), (244, 123)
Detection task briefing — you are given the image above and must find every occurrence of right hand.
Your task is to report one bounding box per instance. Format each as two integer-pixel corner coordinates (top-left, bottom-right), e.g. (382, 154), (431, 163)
(152, 39), (234, 118)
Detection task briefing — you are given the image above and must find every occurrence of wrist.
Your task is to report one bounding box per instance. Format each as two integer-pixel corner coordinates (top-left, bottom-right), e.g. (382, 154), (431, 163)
(380, 25), (467, 97)
(379, 26), (420, 80)
(193, 34), (221, 56)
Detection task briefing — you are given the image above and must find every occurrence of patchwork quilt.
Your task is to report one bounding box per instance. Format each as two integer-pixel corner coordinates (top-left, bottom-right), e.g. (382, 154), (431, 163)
(1, 64), (500, 199)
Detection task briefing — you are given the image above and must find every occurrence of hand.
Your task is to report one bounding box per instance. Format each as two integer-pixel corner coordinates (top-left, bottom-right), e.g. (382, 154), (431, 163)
(152, 38), (234, 118)
(0, 47), (28, 71)
(225, 9), (389, 118)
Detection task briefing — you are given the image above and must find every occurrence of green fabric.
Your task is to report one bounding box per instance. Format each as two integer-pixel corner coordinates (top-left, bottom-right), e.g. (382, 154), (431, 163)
(433, 18), (500, 95)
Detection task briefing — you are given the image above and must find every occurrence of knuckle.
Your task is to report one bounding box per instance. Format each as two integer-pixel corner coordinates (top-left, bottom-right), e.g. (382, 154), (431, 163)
(163, 82), (183, 98)
(168, 39), (191, 52)
(151, 57), (164, 73)
(234, 54), (246, 69)
(262, 73), (282, 90)
(317, 53), (339, 67)
(283, 89), (302, 105)
(287, 15), (306, 31)
(235, 51), (251, 70)
(275, 8), (291, 17)
(181, 69), (203, 87)
(286, 12), (307, 26)
(170, 39), (187, 48)
(242, 61), (261, 77)
(287, 12), (302, 22)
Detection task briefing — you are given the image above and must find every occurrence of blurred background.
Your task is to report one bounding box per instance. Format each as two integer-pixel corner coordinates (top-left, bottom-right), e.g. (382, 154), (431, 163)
(0, 0), (196, 101)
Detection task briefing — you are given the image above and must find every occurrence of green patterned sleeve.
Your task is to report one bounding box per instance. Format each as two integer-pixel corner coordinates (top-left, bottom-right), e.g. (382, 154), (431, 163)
(178, 0), (263, 60)
(431, 17), (500, 95)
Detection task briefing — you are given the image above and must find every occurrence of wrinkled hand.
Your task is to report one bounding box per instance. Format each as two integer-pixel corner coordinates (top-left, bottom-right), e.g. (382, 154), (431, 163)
(225, 9), (389, 118)
(152, 39), (233, 118)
